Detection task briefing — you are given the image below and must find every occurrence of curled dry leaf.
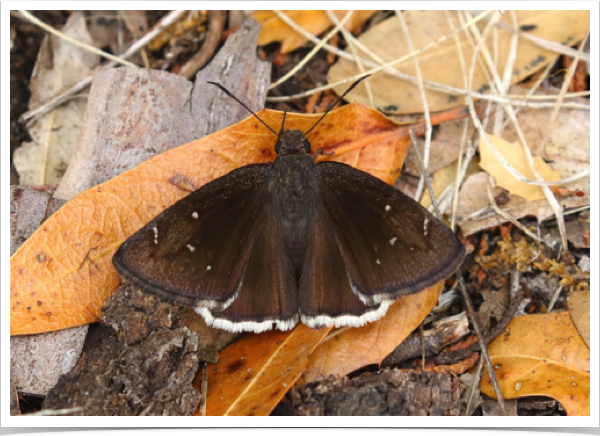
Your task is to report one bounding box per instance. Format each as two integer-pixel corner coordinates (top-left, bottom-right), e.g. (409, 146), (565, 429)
(329, 10), (591, 113)
(479, 134), (561, 202)
(252, 10), (377, 54)
(196, 324), (331, 416)
(480, 312), (590, 416)
(10, 103), (416, 335)
(301, 281), (444, 384)
(568, 291), (590, 348)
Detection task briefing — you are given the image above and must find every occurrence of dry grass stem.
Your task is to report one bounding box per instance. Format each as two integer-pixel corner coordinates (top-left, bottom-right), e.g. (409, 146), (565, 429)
(18, 10), (138, 68)
(326, 10), (376, 108)
(486, 181), (548, 246)
(458, 277), (507, 416)
(397, 11), (433, 203)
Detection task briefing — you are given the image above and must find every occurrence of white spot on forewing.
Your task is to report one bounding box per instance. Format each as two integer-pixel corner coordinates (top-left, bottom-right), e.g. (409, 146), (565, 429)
(389, 237), (397, 246)
(423, 216), (429, 236)
(186, 244), (195, 252)
(376, 259), (381, 265)
(191, 212), (199, 219)
(206, 265), (212, 271)
(152, 226), (158, 244)
(385, 205), (391, 212)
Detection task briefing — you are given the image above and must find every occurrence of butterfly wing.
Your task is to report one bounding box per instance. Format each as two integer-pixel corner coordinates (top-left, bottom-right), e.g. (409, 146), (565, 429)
(299, 202), (390, 328)
(315, 161), (465, 306)
(199, 202), (298, 333)
(113, 164), (296, 323)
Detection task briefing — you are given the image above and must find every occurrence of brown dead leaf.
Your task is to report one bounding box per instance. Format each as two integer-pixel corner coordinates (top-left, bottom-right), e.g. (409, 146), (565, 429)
(329, 10), (590, 113)
(13, 11), (100, 185)
(252, 10), (377, 54)
(404, 116), (477, 177)
(420, 158), (480, 209)
(10, 103), (417, 335)
(301, 281), (444, 384)
(457, 171), (590, 237)
(479, 134), (561, 201)
(197, 324), (331, 416)
(480, 312), (590, 416)
(568, 291), (590, 348)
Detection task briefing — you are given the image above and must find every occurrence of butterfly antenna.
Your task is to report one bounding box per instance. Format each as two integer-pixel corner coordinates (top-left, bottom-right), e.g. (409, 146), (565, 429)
(207, 81), (278, 136)
(304, 74), (371, 137)
(278, 111), (287, 139)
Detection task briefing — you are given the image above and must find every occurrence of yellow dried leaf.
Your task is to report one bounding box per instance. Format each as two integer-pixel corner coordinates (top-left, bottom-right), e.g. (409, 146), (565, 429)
(253, 10), (376, 54)
(479, 134), (561, 201)
(480, 312), (590, 416)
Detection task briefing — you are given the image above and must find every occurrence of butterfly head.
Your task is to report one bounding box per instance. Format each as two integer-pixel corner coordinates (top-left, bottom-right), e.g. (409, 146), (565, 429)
(275, 129), (311, 156)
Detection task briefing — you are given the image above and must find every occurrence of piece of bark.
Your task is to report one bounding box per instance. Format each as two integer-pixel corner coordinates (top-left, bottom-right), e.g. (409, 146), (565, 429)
(382, 312), (469, 367)
(43, 284), (201, 415)
(481, 395), (518, 416)
(10, 185), (86, 397)
(10, 380), (20, 416)
(10, 17), (269, 398)
(274, 370), (463, 416)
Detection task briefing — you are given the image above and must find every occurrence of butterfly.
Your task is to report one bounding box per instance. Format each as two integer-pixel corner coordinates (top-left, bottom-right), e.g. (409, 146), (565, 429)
(113, 76), (465, 333)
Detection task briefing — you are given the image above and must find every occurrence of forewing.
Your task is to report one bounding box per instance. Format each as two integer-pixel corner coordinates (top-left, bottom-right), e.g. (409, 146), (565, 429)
(317, 161), (465, 305)
(113, 164), (269, 309)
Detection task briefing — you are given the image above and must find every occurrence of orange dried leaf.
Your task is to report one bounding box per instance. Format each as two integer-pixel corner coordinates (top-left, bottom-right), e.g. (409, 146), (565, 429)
(252, 10), (377, 54)
(301, 281), (444, 383)
(568, 291), (590, 348)
(197, 324), (331, 416)
(480, 312), (590, 416)
(10, 103), (413, 335)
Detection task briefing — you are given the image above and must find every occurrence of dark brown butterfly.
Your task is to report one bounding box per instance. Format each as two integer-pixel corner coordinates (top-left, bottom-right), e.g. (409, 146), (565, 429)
(113, 76), (465, 333)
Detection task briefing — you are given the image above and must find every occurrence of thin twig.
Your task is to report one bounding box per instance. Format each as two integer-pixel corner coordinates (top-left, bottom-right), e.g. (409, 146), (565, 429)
(326, 10), (376, 108)
(547, 286), (563, 313)
(458, 276), (507, 416)
(445, 12), (471, 232)
(464, 359), (484, 416)
(266, 11), (589, 112)
(492, 10), (520, 137)
(118, 10), (150, 68)
(20, 10), (188, 124)
(18, 10), (138, 68)
(397, 11), (433, 204)
(409, 128), (442, 219)
(495, 19), (591, 63)
(269, 10), (354, 90)
(550, 33), (589, 126)
(486, 180), (549, 246)
(463, 10), (570, 251)
(178, 10), (226, 79)
(268, 10), (496, 99)
(419, 323), (426, 372)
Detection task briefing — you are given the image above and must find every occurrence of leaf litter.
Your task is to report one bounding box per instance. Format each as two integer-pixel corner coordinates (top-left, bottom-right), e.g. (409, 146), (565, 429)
(13, 11), (100, 185)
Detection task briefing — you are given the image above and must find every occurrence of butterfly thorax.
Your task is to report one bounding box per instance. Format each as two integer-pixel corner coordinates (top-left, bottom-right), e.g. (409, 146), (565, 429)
(268, 134), (320, 273)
